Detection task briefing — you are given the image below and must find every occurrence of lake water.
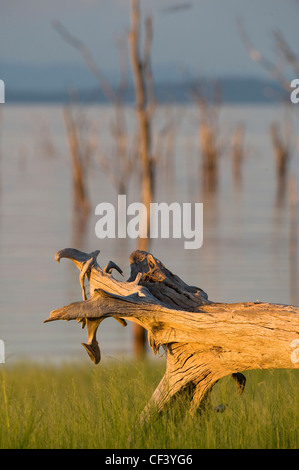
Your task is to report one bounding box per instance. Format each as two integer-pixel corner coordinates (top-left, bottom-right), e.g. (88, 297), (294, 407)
(0, 103), (298, 365)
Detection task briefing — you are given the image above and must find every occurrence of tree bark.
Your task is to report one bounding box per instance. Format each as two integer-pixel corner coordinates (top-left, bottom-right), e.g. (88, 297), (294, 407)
(45, 248), (299, 420)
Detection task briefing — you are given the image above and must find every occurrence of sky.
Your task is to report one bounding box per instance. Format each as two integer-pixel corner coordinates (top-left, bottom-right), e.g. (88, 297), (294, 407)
(0, 0), (299, 90)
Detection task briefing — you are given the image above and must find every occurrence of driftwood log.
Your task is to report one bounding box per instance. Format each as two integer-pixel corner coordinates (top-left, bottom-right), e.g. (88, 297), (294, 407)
(45, 248), (299, 420)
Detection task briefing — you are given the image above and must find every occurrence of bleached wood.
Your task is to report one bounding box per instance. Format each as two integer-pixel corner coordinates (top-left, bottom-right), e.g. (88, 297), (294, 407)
(45, 248), (299, 420)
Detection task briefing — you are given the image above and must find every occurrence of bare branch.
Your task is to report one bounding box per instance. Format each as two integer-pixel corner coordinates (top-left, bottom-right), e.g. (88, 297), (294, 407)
(273, 30), (299, 77)
(237, 17), (291, 92)
(52, 19), (118, 104)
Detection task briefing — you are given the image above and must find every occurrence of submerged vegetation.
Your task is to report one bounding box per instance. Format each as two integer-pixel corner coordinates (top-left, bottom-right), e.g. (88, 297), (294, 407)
(0, 361), (298, 449)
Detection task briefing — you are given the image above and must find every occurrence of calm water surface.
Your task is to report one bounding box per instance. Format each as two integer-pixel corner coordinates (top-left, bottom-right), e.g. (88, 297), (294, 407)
(0, 103), (298, 364)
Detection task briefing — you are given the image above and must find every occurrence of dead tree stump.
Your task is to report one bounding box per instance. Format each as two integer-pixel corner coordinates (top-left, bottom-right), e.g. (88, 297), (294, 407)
(45, 248), (299, 420)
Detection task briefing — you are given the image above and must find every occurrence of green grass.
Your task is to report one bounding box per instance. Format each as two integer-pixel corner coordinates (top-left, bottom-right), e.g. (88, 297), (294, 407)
(0, 359), (298, 449)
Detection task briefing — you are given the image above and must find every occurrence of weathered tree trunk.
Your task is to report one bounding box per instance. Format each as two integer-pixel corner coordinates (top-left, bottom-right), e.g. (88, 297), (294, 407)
(231, 122), (245, 189)
(270, 121), (291, 205)
(45, 248), (299, 421)
(128, 0), (156, 355)
(63, 107), (91, 218)
(128, 0), (156, 250)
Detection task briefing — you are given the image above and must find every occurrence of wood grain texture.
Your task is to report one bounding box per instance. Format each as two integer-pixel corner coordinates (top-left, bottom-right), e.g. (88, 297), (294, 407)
(45, 248), (299, 419)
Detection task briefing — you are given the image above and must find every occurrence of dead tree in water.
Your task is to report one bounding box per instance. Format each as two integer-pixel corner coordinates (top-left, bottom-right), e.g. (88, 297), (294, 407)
(63, 106), (92, 220)
(191, 81), (244, 194)
(231, 122), (245, 189)
(191, 82), (221, 194)
(45, 248), (299, 421)
(128, 0), (156, 249)
(128, 0), (157, 356)
(270, 120), (291, 204)
(238, 19), (297, 203)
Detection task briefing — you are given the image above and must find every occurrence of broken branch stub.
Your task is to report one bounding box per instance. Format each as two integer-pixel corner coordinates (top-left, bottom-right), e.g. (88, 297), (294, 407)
(45, 248), (299, 419)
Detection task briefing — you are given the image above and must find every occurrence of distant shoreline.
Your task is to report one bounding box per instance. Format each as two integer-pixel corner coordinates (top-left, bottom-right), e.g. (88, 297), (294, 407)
(3, 78), (288, 105)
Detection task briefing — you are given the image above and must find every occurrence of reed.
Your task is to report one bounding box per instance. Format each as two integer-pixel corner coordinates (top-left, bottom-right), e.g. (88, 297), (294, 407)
(0, 362), (298, 449)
